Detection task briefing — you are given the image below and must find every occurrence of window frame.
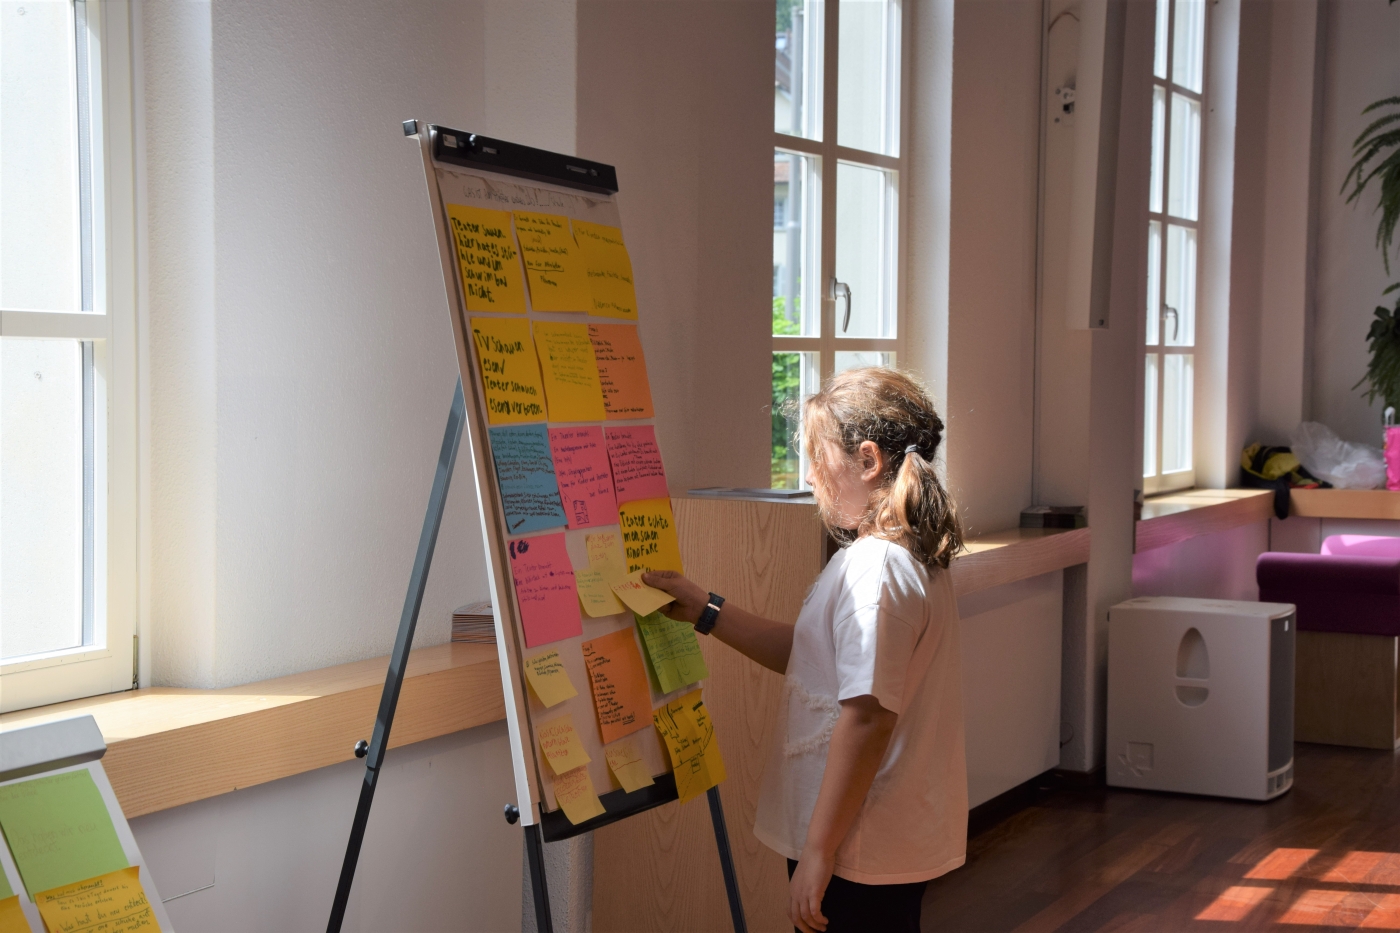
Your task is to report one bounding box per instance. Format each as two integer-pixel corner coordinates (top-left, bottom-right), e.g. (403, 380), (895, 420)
(1, 0), (139, 711)
(1142, 0), (1208, 496)
(772, 0), (910, 487)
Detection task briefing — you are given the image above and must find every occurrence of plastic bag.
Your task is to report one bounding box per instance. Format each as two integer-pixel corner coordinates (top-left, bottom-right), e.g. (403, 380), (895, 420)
(1386, 426), (1400, 491)
(1290, 422), (1387, 490)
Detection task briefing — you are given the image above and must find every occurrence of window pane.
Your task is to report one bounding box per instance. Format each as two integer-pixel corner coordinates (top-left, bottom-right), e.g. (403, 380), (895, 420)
(1153, 0), (1169, 80)
(1, 338), (84, 659)
(776, 0), (824, 140)
(835, 351), (893, 372)
(1172, 0), (1205, 93)
(835, 161), (897, 339)
(1146, 221), (1161, 345)
(1164, 224), (1196, 347)
(1161, 353), (1193, 474)
(774, 150), (821, 337)
(1150, 86), (1165, 214)
(837, 0), (900, 156)
(1168, 93), (1201, 221)
(772, 351), (819, 489)
(0, 0), (81, 312)
(1144, 353), (1159, 478)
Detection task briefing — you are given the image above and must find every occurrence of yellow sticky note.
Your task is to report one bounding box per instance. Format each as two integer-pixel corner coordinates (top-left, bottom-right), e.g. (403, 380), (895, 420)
(538, 714), (592, 775)
(471, 316), (548, 424)
(574, 220), (639, 320)
(653, 689), (726, 804)
(610, 570), (674, 617)
(618, 498), (684, 574)
(575, 568), (625, 617)
(514, 212), (592, 312)
(586, 530), (627, 580)
(0, 895), (28, 933)
(36, 866), (153, 933)
(447, 204), (527, 313)
(604, 737), (656, 793)
(553, 765), (607, 825)
(524, 649), (578, 707)
(532, 322), (607, 423)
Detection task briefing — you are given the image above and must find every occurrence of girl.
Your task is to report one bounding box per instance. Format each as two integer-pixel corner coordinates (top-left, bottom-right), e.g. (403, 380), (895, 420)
(644, 367), (968, 933)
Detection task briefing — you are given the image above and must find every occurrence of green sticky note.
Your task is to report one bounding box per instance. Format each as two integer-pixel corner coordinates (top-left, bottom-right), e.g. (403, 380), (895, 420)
(0, 769), (128, 899)
(0, 863), (12, 900)
(634, 610), (708, 694)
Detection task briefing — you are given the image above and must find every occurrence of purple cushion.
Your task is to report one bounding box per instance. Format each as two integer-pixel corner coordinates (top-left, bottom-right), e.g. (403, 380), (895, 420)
(1256, 551), (1400, 637)
(1321, 534), (1400, 558)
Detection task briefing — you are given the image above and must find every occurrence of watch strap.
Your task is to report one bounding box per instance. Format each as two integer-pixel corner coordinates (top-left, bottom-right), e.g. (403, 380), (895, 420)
(695, 593), (725, 635)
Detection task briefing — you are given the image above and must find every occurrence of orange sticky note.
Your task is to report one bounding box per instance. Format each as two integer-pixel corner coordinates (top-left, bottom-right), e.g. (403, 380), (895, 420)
(618, 498), (684, 574)
(538, 714), (592, 775)
(533, 322), (607, 423)
(36, 866), (153, 933)
(653, 689), (726, 804)
(513, 211), (592, 312)
(587, 324), (654, 419)
(472, 316), (547, 424)
(0, 895), (28, 933)
(573, 220), (639, 319)
(553, 765), (606, 825)
(582, 628), (654, 744)
(446, 204), (527, 313)
(604, 737), (655, 793)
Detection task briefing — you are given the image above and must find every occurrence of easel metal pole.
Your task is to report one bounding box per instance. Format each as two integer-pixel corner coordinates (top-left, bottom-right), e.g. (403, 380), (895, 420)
(707, 786), (748, 933)
(327, 378), (466, 933)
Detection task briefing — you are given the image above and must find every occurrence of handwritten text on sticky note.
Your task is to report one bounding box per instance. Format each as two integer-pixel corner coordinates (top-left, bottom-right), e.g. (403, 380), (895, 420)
(533, 322), (607, 423)
(611, 571), (675, 618)
(549, 426), (618, 529)
(605, 425), (669, 503)
(489, 424), (566, 534)
(635, 609), (709, 694)
(575, 568), (625, 618)
(582, 628), (653, 744)
(653, 689), (726, 804)
(604, 737), (656, 793)
(573, 220), (638, 320)
(618, 498), (683, 574)
(524, 649), (578, 708)
(36, 866), (154, 933)
(552, 765), (606, 825)
(588, 324), (654, 419)
(509, 533), (582, 648)
(538, 714), (591, 775)
(472, 316), (547, 424)
(514, 212), (591, 312)
(447, 204), (526, 313)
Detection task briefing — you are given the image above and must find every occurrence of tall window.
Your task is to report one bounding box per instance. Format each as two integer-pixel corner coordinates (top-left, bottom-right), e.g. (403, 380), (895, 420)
(1, 0), (135, 711)
(772, 0), (904, 488)
(1143, 0), (1205, 493)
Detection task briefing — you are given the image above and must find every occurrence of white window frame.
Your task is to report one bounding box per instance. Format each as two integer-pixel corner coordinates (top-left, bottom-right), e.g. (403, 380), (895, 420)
(1, 0), (138, 712)
(773, 0), (910, 485)
(1143, 0), (1206, 495)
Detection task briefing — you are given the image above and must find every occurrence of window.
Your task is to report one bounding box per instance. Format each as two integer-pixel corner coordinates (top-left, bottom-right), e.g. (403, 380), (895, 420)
(1, 0), (136, 711)
(1143, 0), (1205, 494)
(772, 0), (904, 488)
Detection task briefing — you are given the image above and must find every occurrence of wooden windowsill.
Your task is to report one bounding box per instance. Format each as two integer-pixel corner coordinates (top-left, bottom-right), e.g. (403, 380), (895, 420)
(0, 643), (505, 819)
(1135, 489), (1273, 553)
(951, 526), (1091, 598)
(1289, 487), (1400, 520)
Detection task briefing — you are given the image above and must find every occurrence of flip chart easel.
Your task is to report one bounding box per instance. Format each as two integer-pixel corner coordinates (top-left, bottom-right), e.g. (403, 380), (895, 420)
(326, 124), (746, 933)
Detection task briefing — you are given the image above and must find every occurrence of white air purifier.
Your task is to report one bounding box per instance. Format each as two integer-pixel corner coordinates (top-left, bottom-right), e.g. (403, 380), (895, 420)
(1106, 596), (1296, 801)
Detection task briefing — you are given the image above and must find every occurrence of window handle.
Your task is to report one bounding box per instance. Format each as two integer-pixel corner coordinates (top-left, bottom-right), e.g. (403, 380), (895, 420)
(1164, 305), (1179, 342)
(831, 278), (852, 332)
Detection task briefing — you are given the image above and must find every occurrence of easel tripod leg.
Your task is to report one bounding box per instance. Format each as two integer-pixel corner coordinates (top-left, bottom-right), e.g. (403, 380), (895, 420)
(525, 823), (554, 933)
(707, 786), (748, 933)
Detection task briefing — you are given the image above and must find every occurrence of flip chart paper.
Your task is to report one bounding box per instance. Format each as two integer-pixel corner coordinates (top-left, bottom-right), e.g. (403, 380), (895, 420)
(513, 211), (592, 312)
(573, 220), (639, 320)
(619, 498), (684, 574)
(533, 322), (607, 423)
(548, 427), (618, 529)
(489, 425), (566, 534)
(0, 770), (128, 899)
(575, 568), (625, 618)
(635, 609), (709, 694)
(0, 895), (25, 932)
(588, 324), (655, 419)
(653, 689), (727, 804)
(604, 738), (656, 793)
(447, 204), (526, 313)
(538, 715), (592, 775)
(582, 629), (653, 744)
(36, 866), (153, 933)
(585, 530), (627, 580)
(472, 316), (548, 424)
(605, 426), (669, 503)
(553, 766), (606, 825)
(509, 534), (582, 648)
(524, 649), (578, 708)
(611, 571), (674, 618)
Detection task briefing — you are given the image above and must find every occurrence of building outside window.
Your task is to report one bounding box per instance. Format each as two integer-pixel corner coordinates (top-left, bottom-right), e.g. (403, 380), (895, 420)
(1143, 0), (1205, 494)
(772, 0), (905, 489)
(0, 0), (137, 711)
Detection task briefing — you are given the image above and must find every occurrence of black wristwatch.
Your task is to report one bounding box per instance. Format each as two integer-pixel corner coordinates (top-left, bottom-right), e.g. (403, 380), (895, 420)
(695, 593), (725, 635)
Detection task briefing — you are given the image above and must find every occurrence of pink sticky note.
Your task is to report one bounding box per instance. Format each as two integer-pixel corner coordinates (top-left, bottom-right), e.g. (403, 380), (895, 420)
(605, 426), (669, 503)
(509, 533), (583, 647)
(548, 426), (620, 530)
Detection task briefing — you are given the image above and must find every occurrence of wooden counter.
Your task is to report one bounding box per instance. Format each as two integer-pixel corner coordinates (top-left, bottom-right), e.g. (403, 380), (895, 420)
(1135, 489), (1273, 553)
(1289, 488), (1400, 520)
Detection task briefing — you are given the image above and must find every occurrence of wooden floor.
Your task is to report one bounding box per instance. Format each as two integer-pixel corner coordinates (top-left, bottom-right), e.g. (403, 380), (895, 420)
(923, 743), (1400, 932)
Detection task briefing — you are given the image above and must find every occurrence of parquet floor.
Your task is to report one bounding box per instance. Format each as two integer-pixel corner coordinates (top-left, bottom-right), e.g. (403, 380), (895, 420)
(923, 743), (1400, 932)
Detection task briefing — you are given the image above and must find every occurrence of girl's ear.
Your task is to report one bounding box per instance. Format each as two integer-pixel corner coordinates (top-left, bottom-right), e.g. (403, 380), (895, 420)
(857, 440), (884, 482)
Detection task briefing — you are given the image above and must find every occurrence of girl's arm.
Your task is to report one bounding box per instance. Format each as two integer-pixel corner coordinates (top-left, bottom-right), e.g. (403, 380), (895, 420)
(789, 695), (898, 933)
(641, 571), (794, 674)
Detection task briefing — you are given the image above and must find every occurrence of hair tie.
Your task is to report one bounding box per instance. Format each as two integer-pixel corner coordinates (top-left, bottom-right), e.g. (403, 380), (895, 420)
(904, 445), (920, 456)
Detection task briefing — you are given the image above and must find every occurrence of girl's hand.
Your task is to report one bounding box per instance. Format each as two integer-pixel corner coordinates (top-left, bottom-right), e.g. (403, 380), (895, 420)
(640, 571), (709, 625)
(788, 850), (833, 932)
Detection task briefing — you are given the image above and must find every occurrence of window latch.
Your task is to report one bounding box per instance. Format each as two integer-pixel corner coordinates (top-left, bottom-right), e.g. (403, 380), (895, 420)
(831, 278), (852, 332)
(1164, 304), (1179, 342)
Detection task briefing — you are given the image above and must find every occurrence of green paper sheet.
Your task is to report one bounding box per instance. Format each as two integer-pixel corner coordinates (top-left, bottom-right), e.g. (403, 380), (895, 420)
(634, 610), (708, 694)
(0, 861), (12, 900)
(0, 769), (128, 899)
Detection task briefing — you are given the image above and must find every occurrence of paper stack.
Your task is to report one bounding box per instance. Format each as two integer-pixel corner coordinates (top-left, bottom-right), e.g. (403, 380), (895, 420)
(451, 601), (496, 644)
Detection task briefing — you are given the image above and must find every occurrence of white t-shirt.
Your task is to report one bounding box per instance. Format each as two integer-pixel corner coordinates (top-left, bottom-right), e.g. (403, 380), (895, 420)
(752, 535), (967, 884)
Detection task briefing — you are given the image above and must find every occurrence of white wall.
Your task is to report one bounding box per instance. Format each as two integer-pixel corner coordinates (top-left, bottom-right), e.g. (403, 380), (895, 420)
(1132, 522), (1267, 603)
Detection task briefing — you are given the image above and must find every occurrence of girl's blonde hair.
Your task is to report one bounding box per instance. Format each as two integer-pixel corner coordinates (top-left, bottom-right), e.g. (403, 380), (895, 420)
(800, 367), (963, 569)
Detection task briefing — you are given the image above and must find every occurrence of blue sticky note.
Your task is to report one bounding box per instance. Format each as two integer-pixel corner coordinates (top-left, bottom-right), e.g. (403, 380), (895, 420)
(489, 425), (568, 534)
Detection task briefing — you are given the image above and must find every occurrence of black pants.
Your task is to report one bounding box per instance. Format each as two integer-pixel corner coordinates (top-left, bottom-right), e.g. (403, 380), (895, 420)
(786, 859), (927, 933)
